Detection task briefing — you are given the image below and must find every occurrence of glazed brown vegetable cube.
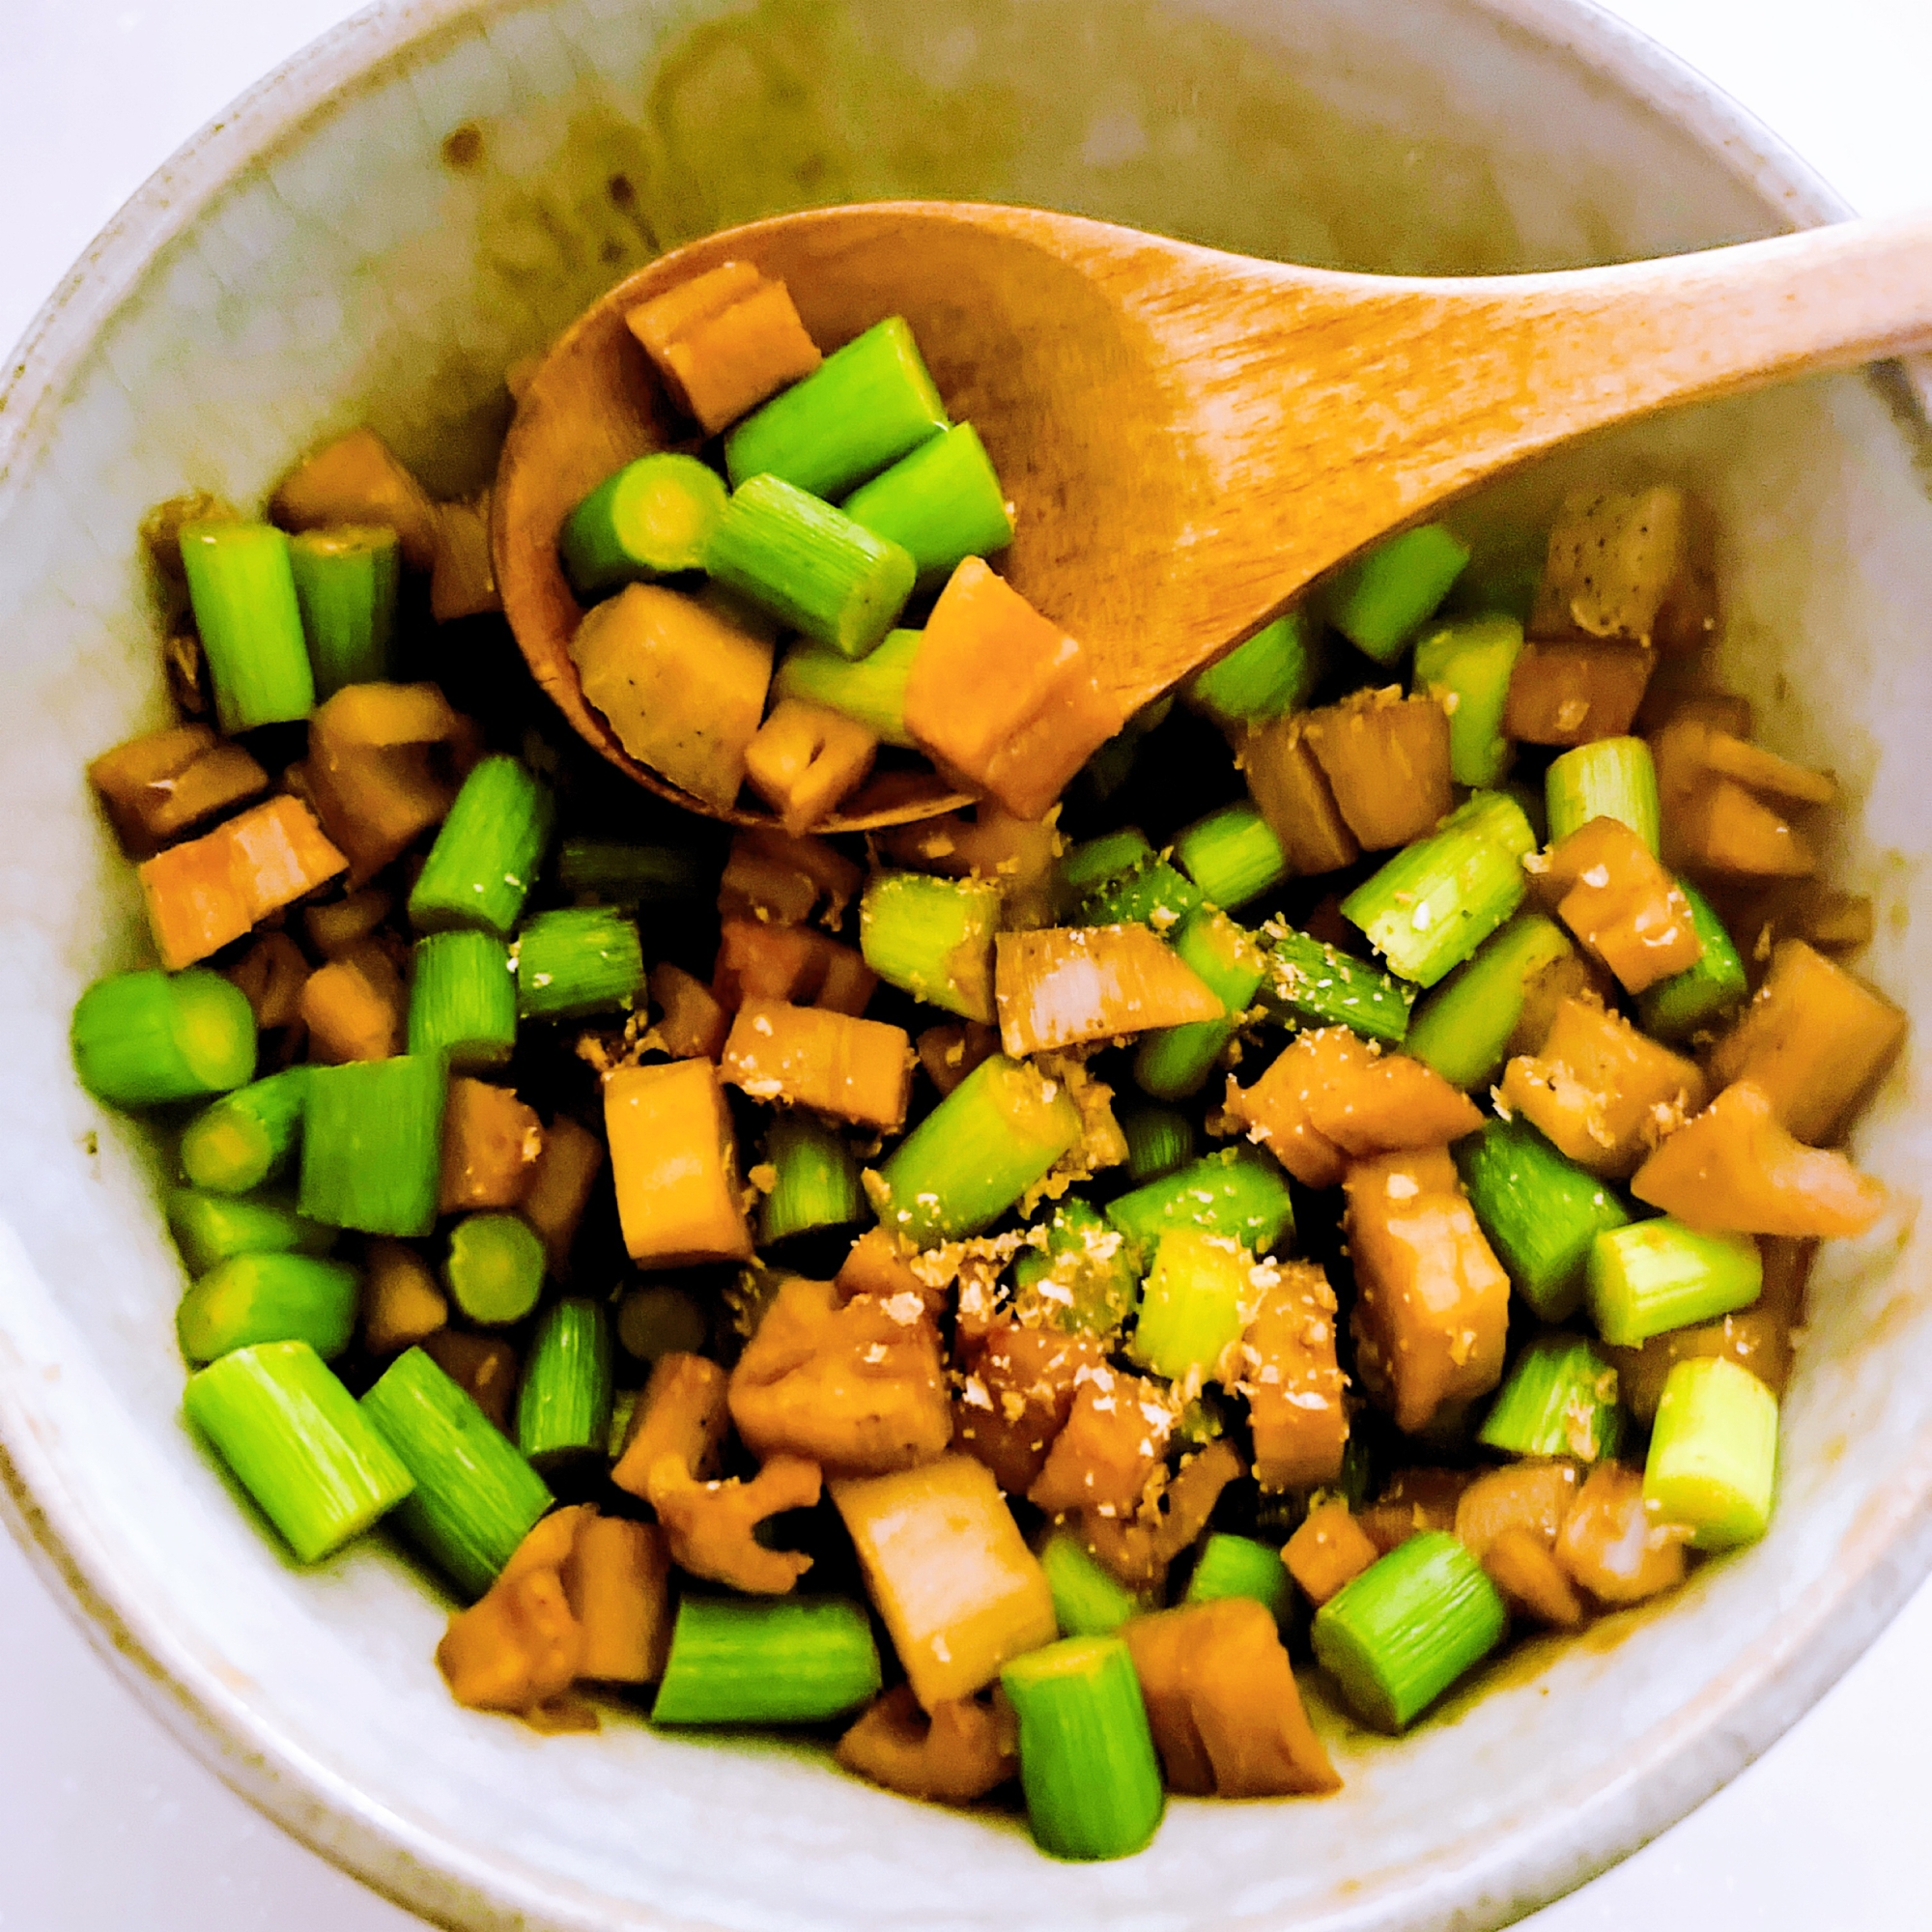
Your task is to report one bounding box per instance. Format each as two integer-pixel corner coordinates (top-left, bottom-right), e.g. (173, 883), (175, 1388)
(138, 794), (348, 970)
(743, 698), (877, 834)
(222, 930), (311, 1034)
(303, 886), (393, 959)
(1238, 716), (1359, 874)
(519, 1115), (605, 1274)
(1483, 1529), (1586, 1627)
(627, 262), (823, 435)
(561, 1516), (672, 1684)
(1553, 1462), (1687, 1605)
(1027, 1366), (1172, 1519)
(1504, 639), (1654, 745)
(713, 918), (876, 1015)
(1122, 1597), (1338, 1798)
(729, 1277), (952, 1476)
(1078, 1440), (1244, 1593)
(1452, 1461), (1580, 1559)
(572, 583), (773, 811)
(439, 1077), (544, 1212)
(721, 998), (912, 1131)
(1499, 995), (1707, 1178)
(1227, 1028), (1482, 1189)
(1301, 688), (1454, 850)
(612, 1351), (731, 1496)
(953, 1320), (1105, 1495)
(836, 1684), (1016, 1805)
(1357, 1468), (1477, 1555)
(1239, 1259), (1348, 1491)
(834, 1226), (930, 1306)
(89, 723), (269, 856)
(1632, 1079), (1888, 1237)
(437, 1506), (589, 1714)
(1346, 1149), (1510, 1434)
(1531, 815), (1703, 994)
(915, 1021), (1001, 1098)
(430, 495), (500, 623)
(1707, 940), (1905, 1143)
(300, 940), (408, 1064)
(360, 1238), (448, 1355)
(1284, 1500), (1378, 1606)
(992, 924), (1223, 1058)
(902, 559), (1121, 822)
(273, 428), (440, 570)
(301, 681), (465, 883)
(604, 1059), (753, 1267)
(717, 824), (862, 928)
(1529, 485), (1706, 647)
(419, 1329), (520, 1433)
(832, 1453), (1058, 1710)
(647, 962), (730, 1061)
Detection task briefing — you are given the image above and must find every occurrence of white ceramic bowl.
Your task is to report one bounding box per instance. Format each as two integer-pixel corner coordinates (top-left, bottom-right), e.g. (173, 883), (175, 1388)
(3, 2), (1929, 1927)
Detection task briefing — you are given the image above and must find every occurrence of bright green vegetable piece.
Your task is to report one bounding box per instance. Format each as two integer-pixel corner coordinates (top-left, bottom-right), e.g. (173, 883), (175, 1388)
(1185, 1532), (1293, 1624)
(165, 1187), (337, 1277)
(515, 907), (644, 1021)
(1642, 1355), (1778, 1550)
(1587, 1217), (1763, 1349)
(1134, 907), (1264, 1100)
(1003, 1635), (1164, 1861)
(724, 315), (948, 499)
(408, 930), (517, 1070)
(1546, 735), (1662, 855)
(1311, 1530), (1507, 1732)
(298, 1055), (446, 1237)
(290, 526), (398, 697)
(1106, 1147), (1293, 1266)
(444, 1212), (547, 1326)
(1406, 912), (1574, 1091)
(558, 452), (727, 598)
(1172, 802), (1290, 911)
(514, 1297), (613, 1472)
(841, 421), (1013, 586)
(1637, 880), (1748, 1041)
(184, 1341), (413, 1564)
(1041, 1529), (1143, 1636)
(1328, 524), (1471, 665)
(758, 1112), (865, 1245)
(1342, 789), (1536, 987)
(361, 1347), (554, 1601)
(1256, 924), (1415, 1046)
(1131, 1227), (1250, 1380)
(71, 969), (255, 1108)
(1477, 1332), (1623, 1462)
(408, 755), (554, 938)
(179, 520), (315, 730)
(1413, 613), (1524, 786)
(860, 870), (1001, 1020)
(1183, 612), (1321, 724)
(179, 1067), (309, 1195)
(652, 1596), (882, 1724)
(771, 629), (924, 748)
(176, 1251), (359, 1365)
(1454, 1116), (1631, 1321)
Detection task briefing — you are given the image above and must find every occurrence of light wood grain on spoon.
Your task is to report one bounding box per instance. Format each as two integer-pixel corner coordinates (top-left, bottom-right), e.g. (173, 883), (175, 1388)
(496, 201), (1932, 826)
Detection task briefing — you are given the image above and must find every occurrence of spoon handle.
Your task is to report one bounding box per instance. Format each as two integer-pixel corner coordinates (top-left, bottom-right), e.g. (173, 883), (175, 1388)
(1318, 210), (1932, 514)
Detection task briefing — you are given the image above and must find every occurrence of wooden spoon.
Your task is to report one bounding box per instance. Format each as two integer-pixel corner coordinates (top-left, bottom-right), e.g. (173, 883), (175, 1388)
(496, 200), (1932, 831)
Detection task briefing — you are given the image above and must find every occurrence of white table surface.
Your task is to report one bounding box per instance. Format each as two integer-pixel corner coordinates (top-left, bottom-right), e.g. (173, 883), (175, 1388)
(4, 0), (1931, 1924)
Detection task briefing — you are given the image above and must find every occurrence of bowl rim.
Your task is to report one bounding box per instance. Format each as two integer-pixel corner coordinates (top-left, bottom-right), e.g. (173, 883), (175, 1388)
(3, 3), (1929, 1929)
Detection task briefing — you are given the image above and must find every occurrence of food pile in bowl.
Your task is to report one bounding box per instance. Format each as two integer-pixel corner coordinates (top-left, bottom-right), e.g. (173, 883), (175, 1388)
(67, 252), (1901, 1862)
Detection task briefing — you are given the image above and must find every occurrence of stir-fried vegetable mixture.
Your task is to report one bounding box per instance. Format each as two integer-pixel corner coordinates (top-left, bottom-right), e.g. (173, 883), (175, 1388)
(71, 265), (1903, 1863)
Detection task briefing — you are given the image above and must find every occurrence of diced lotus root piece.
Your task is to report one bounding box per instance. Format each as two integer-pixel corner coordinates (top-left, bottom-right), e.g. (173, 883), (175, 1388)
(1238, 1259), (1349, 1491)
(1300, 688), (1454, 851)
(721, 997), (911, 1131)
(627, 262), (823, 436)
(1530, 485), (1711, 648)
(837, 1685), (1016, 1804)
(993, 923), (1223, 1058)
(1530, 816), (1702, 994)
(1123, 1598), (1339, 1797)
(903, 559), (1122, 821)
(729, 1276), (952, 1476)
(1632, 1079), (1887, 1238)
(1499, 995), (1706, 1178)
(1345, 1150), (1509, 1435)
(646, 1452), (823, 1593)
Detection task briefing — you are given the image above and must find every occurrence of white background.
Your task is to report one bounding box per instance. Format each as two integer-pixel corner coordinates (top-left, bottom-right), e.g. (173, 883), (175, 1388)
(3, 0), (1931, 1924)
